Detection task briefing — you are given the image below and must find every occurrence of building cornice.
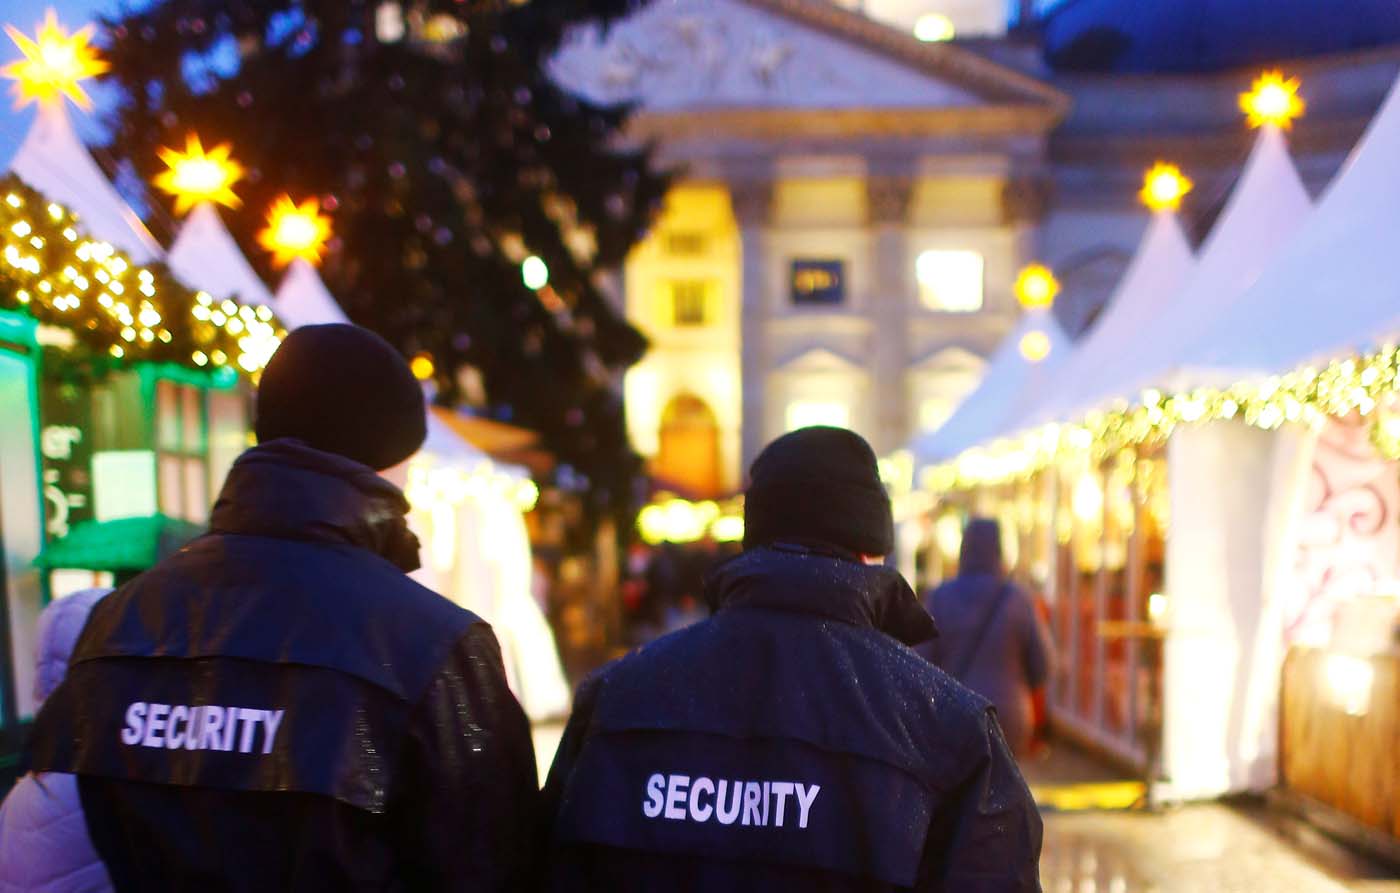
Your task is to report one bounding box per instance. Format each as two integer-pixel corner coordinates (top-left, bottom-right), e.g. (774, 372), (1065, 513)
(630, 104), (1064, 144)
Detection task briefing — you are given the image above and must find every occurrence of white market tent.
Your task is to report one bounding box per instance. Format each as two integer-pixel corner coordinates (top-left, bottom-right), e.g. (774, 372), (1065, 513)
(5, 102), (160, 262)
(911, 308), (1070, 466)
(167, 202), (274, 307)
(1182, 72), (1400, 378)
(273, 258), (351, 329)
(1027, 209), (1195, 427)
(1093, 125), (1312, 398)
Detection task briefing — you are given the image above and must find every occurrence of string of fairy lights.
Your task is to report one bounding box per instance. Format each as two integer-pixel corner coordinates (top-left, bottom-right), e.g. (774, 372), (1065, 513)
(925, 71), (1400, 492)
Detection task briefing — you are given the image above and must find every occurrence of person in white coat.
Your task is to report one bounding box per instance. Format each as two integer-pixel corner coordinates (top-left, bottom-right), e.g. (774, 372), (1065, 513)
(0, 588), (113, 893)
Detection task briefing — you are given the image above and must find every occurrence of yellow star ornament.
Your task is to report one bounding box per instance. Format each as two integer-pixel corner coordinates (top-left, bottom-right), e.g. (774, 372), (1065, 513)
(258, 195), (332, 268)
(154, 134), (245, 216)
(2, 9), (109, 110)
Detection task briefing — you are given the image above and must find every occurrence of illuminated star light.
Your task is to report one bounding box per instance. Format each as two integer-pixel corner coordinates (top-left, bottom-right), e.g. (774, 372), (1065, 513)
(1240, 70), (1305, 130)
(154, 134), (245, 215)
(258, 195), (332, 267)
(1014, 263), (1060, 310)
(2, 10), (109, 110)
(1140, 162), (1193, 213)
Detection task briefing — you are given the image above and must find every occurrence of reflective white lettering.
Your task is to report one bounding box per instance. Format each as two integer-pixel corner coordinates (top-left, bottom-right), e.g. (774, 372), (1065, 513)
(185, 706), (203, 751)
(643, 774), (665, 818)
(715, 780), (741, 825)
(795, 783), (821, 829)
(689, 777), (715, 822)
(741, 781), (762, 826)
(121, 702), (146, 745)
(143, 703), (169, 748)
(238, 708), (260, 754)
(166, 704), (189, 749)
(200, 706), (224, 750)
(643, 773), (821, 829)
(664, 775), (690, 820)
(771, 781), (794, 827)
(220, 707), (238, 752)
(262, 709), (285, 754)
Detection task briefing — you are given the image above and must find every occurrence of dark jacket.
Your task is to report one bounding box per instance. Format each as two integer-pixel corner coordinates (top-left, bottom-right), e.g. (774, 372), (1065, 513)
(27, 440), (538, 892)
(541, 544), (1042, 892)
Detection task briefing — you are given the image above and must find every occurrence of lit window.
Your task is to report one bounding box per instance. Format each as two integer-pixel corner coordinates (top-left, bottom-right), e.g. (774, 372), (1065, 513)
(670, 280), (710, 326)
(790, 259), (845, 306)
(786, 401), (850, 432)
(917, 250), (983, 312)
(914, 13), (956, 42)
(665, 231), (708, 256)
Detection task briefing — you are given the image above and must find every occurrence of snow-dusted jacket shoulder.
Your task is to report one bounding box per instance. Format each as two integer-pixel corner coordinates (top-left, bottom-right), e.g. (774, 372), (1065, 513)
(0, 772), (112, 893)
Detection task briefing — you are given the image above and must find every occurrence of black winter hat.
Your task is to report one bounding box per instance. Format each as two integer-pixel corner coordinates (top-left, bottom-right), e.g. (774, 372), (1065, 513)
(255, 324), (427, 471)
(743, 426), (894, 557)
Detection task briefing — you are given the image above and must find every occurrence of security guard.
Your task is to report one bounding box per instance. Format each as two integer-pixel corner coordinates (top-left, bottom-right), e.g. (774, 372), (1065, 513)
(541, 427), (1042, 891)
(28, 324), (538, 891)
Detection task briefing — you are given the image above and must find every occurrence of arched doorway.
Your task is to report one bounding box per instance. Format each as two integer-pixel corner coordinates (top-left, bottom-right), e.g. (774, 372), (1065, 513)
(653, 394), (722, 498)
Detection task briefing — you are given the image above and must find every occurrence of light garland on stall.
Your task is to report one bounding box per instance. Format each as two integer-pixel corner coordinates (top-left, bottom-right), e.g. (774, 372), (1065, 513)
(636, 496), (745, 546)
(0, 176), (282, 374)
(925, 345), (1400, 491)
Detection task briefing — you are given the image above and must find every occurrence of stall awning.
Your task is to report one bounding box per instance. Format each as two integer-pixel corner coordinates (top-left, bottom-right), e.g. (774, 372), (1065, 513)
(35, 514), (205, 572)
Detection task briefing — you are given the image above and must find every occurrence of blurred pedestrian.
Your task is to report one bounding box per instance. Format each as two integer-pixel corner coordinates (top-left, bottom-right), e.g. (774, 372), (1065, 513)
(541, 427), (1042, 891)
(0, 588), (113, 893)
(27, 324), (538, 891)
(921, 518), (1052, 758)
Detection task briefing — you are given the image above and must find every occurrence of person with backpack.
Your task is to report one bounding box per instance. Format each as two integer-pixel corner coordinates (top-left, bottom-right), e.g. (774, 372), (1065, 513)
(921, 518), (1053, 758)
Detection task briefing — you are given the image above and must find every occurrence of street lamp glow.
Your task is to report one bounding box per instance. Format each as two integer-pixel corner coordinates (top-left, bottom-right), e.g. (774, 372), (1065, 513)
(521, 255), (549, 290)
(2, 10), (109, 110)
(154, 134), (245, 215)
(410, 352), (435, 381)
(1140, 162), (1193, 213)
(1014, 263), (1060, 310)
(258, 195), (332, 268)
(913, 13), (955, 43)
(1240, 70), (1305, 130)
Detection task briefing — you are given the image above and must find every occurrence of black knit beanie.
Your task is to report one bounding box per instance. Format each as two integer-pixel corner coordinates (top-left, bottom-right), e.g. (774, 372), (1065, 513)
(255, 324), (427, 471)
(743, 426), (894, 557)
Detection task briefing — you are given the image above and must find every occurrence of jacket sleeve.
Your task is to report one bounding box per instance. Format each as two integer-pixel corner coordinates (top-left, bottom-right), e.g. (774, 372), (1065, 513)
(538, 672), (600, 843)
(923, 710), (1043, 892)
(1019, 590), (1053, 690)
(393, 621), (540, 892)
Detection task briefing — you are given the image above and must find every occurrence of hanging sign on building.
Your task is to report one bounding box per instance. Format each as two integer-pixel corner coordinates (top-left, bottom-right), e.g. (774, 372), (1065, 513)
(39, 379), (94, 540)
(790, 259), (845, 306)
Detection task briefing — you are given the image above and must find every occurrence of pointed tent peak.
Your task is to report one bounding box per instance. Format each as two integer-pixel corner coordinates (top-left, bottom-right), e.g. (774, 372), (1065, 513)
(1029, 211), (1195, 425)
(6, 101), (160, 262)
(1184, 68), (1400, 379)
(274, 257), (350, 330)
(912, 309), (1071, 466)
(1081, 124), (1313, 402)
(167, 201), (274, 308)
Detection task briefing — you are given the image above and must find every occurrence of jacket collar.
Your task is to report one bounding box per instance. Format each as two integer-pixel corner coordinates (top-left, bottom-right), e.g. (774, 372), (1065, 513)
(705, 544), (936, 646)
(210, 439), (421, 572)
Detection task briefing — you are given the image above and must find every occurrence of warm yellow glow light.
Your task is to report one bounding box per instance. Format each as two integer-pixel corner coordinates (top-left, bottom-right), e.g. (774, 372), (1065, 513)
(521, 255), (549, 290)
(258, 195), (332, 268)
(153, 134), (244, 215)
(410, 352), (435, 381)
(1014, 263), (1059, 310)
(1240, 70), (1305, 130)
(2, 10), (109, 110)
(1140, 162), (1193, 212)
(1019, 330), (1052, 363)
(913, 13), (955, 42)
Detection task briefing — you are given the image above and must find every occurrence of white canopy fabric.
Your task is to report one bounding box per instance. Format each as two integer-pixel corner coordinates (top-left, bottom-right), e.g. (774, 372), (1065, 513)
(273, 258), (351, 329)
(911, 308), (1070, 466)
(1027, 210), (1195, 426)
(1095, 125), (1312, 397)
(6, 102), (160, 262)
(167, 202), (274, 307)
(1182, 72), (1400, 379)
